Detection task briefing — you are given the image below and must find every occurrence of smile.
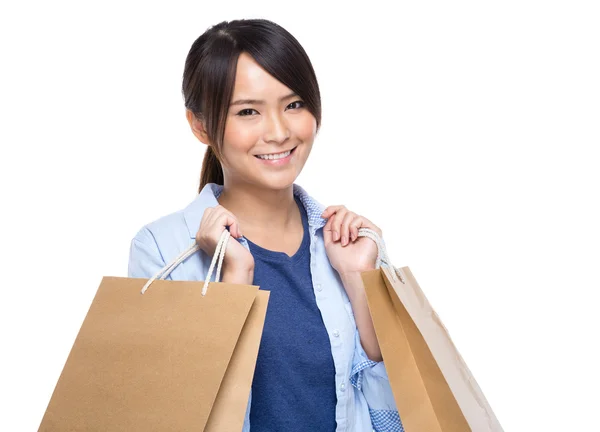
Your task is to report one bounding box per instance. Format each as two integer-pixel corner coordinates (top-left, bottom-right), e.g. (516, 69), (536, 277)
(255, 146), (297, 160)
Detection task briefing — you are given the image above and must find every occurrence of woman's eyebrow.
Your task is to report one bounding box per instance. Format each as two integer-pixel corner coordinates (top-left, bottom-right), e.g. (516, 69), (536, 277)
(230, 92), (298, 106)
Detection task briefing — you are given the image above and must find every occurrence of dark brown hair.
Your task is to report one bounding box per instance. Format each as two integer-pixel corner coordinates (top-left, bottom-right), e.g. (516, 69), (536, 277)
(181, 19), (322, 193)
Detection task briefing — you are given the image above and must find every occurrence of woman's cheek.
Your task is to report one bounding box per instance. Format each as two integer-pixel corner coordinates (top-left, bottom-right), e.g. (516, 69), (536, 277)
(224, 126), (258, 153)
(298, 114), (317, 140)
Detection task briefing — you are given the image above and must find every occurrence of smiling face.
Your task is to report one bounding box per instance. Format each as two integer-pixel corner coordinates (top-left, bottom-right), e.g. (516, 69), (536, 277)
(218, 52), (317, 191)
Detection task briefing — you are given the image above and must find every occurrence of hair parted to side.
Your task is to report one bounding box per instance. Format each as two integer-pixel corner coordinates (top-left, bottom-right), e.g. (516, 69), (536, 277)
(181, 19), (322, 193)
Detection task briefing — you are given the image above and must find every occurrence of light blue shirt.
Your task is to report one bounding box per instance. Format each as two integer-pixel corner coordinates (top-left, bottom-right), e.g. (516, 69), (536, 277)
(128, 183), (403, 432)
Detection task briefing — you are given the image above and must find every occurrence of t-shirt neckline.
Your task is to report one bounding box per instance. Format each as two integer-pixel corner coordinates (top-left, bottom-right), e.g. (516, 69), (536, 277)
(244, 196), (310, 263)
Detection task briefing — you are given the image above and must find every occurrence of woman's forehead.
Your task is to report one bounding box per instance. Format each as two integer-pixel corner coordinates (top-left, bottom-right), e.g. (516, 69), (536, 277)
(231, 53), (293, 102)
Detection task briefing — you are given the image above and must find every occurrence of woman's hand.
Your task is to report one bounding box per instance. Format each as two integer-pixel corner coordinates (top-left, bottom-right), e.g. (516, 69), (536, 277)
(321, 205), (382, 278)
(196, 205), (255, 283)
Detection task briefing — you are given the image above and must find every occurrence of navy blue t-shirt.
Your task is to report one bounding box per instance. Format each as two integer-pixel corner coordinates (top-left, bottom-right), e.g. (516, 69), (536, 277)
(247, 196), (337, 431)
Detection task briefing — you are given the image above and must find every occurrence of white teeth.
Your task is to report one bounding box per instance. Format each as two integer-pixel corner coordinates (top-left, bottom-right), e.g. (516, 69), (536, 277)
(257, 149), (292, 160)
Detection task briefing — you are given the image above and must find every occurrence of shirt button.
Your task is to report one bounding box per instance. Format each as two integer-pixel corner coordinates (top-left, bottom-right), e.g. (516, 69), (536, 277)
(316, 284), (322, 292)
(333, 330), (340, 337)
(340, 383), (346, 392)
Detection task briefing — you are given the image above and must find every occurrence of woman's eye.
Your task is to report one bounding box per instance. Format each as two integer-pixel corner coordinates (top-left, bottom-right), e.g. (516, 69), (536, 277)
(237, 108), (258, 117)
(288, 100), (305, 110)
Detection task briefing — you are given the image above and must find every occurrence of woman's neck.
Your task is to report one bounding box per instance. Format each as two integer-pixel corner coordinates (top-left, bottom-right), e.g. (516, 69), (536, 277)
(216, 181), (301, 235)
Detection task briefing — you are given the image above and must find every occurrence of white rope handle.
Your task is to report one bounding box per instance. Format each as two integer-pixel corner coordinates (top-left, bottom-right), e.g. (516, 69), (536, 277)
(357, 228), (405, 284)
(140, 229), (232, 295)
(201, 229), (231, 296)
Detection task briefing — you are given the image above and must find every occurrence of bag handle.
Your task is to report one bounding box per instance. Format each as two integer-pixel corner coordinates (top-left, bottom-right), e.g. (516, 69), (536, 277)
(140, 229), (231, 295)
(357, 228), (406, 284)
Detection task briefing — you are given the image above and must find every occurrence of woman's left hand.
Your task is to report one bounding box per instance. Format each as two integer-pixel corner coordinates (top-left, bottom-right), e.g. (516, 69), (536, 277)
(321, 205), (382, 277)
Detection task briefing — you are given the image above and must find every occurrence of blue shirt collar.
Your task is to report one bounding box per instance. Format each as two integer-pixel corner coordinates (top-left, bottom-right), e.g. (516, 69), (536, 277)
(183, 183), (328, 239)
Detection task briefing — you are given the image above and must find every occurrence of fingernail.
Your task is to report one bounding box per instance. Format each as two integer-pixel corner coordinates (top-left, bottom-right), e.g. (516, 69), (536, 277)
(333, 231), (339, 241)
(342, 235), (347, 246)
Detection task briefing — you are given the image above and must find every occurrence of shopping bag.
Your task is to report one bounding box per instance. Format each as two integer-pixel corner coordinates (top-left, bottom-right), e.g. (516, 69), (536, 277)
(358, 228), (503, 432)
(39, 230), (269, 431)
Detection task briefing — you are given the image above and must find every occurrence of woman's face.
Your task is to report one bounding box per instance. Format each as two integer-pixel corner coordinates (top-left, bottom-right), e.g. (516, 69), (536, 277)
(220, 52), (317, 191)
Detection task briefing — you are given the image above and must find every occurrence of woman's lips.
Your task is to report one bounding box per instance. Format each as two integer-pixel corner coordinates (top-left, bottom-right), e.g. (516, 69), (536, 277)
(254, 146), (297, 166)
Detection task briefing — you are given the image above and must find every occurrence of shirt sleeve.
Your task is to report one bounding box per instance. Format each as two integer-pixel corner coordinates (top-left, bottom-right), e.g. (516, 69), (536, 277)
(127, 227), (169, 279)
(349, 302), (404, 431)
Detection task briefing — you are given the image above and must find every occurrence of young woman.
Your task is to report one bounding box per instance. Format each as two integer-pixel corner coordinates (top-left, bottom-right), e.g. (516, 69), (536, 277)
(128, 18), (402, 432)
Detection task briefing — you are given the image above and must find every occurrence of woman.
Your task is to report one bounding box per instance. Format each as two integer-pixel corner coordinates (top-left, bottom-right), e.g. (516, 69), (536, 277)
(128, 18), (402, 432)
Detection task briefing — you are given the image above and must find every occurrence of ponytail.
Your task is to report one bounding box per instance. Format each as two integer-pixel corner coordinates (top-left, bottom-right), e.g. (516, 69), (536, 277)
(199, 145), (224, 192)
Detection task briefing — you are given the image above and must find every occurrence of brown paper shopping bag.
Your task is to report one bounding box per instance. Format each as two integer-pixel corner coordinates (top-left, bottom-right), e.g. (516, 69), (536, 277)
(39, 230), (268, 432)
(358, 228), (503, 432)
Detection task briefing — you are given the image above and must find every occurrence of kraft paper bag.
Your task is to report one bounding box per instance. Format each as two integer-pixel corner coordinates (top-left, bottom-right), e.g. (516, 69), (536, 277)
(39, 230), (269, 432)
(358, 228), (503, 432)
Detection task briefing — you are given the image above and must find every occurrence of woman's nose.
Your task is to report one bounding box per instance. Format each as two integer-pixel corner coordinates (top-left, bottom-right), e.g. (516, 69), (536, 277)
(263, 111), (290, 144)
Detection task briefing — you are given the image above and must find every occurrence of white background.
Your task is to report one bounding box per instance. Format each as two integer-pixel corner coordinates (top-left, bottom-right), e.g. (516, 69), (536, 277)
(1, 1), (598, 430)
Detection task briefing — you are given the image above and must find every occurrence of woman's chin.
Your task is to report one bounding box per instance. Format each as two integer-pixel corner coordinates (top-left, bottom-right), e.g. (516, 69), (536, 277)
(256, 172), (300, 191)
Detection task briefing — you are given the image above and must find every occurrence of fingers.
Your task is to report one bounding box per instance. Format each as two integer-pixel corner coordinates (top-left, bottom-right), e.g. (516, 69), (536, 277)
(348, 215), (363, 243)
(323, 206), (346, 242)
(196, 205), (243, 250)
(324, 206), (355, 247)
(214, 205), (242, 238)
(219, 212), (242, 239)
(340, 211), (357, 246)
(323, 205), (383, 246)
(321, 205), (345, 219)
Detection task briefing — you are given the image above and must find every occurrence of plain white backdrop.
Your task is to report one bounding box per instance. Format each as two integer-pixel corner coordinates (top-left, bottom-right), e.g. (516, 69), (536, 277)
(1, 1), (598, 430)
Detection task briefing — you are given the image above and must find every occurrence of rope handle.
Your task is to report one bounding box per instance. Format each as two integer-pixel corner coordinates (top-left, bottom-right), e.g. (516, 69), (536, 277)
(140, 229), (231, 295)
(357, 228), (405, 284)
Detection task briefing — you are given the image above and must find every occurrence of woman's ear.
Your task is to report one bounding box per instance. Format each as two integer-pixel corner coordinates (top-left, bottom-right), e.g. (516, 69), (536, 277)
(186, 109), (210, 145)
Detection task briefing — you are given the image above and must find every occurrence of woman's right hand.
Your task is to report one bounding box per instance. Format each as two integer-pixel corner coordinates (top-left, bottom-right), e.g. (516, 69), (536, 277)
(195, 205), (255, 283)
